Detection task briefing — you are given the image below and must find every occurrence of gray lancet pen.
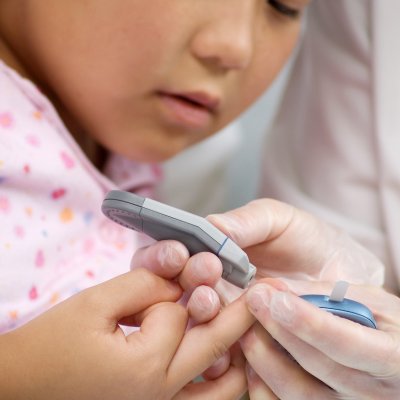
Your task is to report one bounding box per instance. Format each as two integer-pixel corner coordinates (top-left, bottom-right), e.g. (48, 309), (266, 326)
(101, 190), (257, 288)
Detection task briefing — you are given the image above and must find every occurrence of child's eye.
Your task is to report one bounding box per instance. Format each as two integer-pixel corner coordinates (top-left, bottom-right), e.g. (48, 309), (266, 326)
(267, 0), (300, 19)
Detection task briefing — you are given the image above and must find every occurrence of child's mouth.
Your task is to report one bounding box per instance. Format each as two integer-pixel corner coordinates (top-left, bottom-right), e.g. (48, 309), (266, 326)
(157, 91), (219, 130)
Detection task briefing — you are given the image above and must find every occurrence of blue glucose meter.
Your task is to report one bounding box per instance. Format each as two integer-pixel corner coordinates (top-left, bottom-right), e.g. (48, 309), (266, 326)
(301, 290), (377, 329)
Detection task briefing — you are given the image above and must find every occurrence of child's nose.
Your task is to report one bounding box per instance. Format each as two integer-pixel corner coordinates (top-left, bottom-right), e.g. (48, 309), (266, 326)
(190, 8), (255, 71)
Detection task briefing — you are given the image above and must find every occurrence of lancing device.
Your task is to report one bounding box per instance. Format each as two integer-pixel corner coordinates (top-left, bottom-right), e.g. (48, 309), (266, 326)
(102, 190), (257, 288)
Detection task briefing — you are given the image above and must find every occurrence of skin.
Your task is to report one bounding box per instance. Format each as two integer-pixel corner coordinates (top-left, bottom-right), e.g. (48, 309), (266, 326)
(245, 280), (400, 400)
(0, 0), (308, 162)
(145, 198), (393, 398)
(201, 199), (396, 399)
(0, 268), (255, 400)
(207, 199), (384, 286)
(0, 0), (310, 397)
(132, 241), (230, 378)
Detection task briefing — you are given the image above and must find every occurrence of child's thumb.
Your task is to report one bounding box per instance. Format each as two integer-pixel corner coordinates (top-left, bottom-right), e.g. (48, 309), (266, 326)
(81, 268), (182, 327)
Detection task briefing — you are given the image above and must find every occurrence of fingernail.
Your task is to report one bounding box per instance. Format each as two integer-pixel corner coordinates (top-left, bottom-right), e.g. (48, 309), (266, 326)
(192, 286), (218, 312)
(191, 256), (213, 281)
(270, 291), (295, 326)
(158, 244), (185, 270)
(247, 284), (295, 326)
(209, 213), (240, 234)
(246, 284), (272, 317)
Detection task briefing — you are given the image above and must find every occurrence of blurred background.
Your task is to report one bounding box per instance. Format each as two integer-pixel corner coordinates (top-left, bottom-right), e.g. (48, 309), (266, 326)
(156, 60), (293, 216)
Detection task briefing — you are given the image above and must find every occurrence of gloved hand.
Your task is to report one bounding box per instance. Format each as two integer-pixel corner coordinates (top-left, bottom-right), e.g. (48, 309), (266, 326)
(207, 198), (384, 304)
(132, 197), (387, 398)
(243, 279), (400, 400)
(207, 198), (390, 398)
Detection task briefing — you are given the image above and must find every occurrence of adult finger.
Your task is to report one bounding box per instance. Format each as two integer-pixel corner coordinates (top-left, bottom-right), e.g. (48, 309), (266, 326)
(244, 283), (399, 397)
(240, 324), (335, 400)
(207, 198), (295, 249)
(246, 363), (279, 400)
(207, 199), (326, 278)
(208, 200), (384, 284)
(131, 240), (189, 278)
(280, 279), (400, 330)
(246, 282), (399, 376)
(256, 316), (389, 398)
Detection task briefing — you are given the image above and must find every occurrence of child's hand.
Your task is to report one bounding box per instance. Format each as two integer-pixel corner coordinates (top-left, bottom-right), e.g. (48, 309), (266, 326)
(131, 240), (232, 379)
(1, 268), (254, 400)
(131, 239), (223, 322)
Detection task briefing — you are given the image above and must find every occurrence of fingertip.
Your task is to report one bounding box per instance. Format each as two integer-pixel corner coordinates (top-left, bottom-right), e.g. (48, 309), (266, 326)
(187, 286), (220, 324)
(206, 213), (229, 229)
(246, 283), (297, 328)
(156, 240), (190, 275)
(179, 252), (223, 291)
(132, 240), (190, 279)
(246, 284), (273, 319)
(206, 213), (240, 242)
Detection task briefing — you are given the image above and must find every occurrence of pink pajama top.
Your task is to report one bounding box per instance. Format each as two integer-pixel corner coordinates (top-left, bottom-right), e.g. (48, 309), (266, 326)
(0, 60), (162, 332)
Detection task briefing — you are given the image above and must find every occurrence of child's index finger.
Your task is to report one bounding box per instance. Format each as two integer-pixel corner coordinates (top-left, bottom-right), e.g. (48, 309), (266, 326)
(166, 294), (255, 390)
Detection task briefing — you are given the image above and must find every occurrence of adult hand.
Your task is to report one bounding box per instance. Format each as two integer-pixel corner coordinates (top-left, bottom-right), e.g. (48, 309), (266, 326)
(208, 198), (384, 285)
(206, 198), (389, 398)
(132, 198), (384, 309)
(0, 268), (254, 400)
(243, 279), (400, 399)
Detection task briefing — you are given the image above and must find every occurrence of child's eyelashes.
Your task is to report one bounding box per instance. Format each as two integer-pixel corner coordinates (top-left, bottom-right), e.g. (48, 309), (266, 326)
(267, 0), (301, 19)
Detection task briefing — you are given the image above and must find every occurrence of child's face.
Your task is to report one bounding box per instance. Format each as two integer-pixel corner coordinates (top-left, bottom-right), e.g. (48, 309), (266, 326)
(1, 0), (308, 162)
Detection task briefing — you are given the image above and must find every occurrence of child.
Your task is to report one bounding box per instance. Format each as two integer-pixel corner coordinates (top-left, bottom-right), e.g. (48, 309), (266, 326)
(0, 0), (310, 398)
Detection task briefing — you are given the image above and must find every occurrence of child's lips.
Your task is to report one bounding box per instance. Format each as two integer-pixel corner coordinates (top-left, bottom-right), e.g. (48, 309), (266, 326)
(173, 91), (220, 113)
(157, 90), (220, 130)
